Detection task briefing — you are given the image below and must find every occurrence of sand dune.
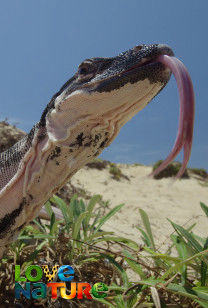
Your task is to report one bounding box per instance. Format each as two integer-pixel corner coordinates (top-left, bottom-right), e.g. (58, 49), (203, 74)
(71, 164), (208, 247)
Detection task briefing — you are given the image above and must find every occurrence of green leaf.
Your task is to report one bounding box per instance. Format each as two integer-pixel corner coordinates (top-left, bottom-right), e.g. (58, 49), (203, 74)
(136, 226), (152, 247)
(67, 195), (76, 221)
(18, 234), (55, 240)
(92, 297), (116, 308)
(83, 195), (101, 236)
(122, 249), (136, 261)
(100, 253), (129, 288)
(171, 235), (188, 284)
(200, 202), (208, 218)
(50, 195), (71, 230)
(201, 257), (208, 287)
(192, 234), (207, 246)
(186, 223), (197, 232)
(86, 231), (114, 242)
(32, 219), (46, 233)
(70, 194), (79, 219)
(94, 204), (124, 234)
(72, 211), (88, 240)
(132, 278), (164, 287)
(143, 249), (181, 264)
(72, 211), (88, 250)
(193, 286), (208, 294)
(167, 283), (208, 302)
(139, 209), (156, 251)
(74, 199), (85, 218)
(25, 240), (48, 261)
(124, 257), (146, 280)
(90, 210), (101, 232)
(50, 220), (61, 236)
(44, 201), (54, 218)
(113, 294), (125, 307)
(79, 199), (86, 213)
(162, 249), (208, 279)
(195, 300), (208, 308)
(49, 212), (55, 233)
(90, 236), (138, 250)
(169, 219), (203, 253)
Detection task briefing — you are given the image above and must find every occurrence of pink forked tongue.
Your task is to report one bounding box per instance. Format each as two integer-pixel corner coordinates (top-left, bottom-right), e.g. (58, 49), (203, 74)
(151, 55), (195, 179)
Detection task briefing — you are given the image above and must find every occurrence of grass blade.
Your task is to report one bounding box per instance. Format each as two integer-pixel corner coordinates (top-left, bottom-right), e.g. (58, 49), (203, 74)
(201, 239), (208, 286)
(124, 257), (147, 280)
(167, 283), (208, 302)
(83, 195), (101, 237)
(139, 209), (156, 251)
(90, 236), (138, 250)
(100, 253), (129, 288)
(44, 201), (54, 218)
(168, 219), (203, 253)
(72, 212), (88, 241)
(94, 204), (124, 234)
(200, 202), (208, 218)
(171, 235), (188, 284)
(162, 249), (208, 279)
(50, 195), (71, 231)
(136, 226), (152, 247)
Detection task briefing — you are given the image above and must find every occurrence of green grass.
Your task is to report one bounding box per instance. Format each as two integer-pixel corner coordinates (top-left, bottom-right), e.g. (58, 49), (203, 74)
(0, 195), (208, 307)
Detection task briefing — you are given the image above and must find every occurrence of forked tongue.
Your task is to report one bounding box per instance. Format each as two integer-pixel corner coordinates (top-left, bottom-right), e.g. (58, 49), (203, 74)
(151, 55), (195, 179)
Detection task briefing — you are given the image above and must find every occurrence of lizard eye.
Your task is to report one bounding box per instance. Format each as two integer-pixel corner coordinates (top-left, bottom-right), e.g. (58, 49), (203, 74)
(79, 67), (88, 75)
(78, 61), (96, 78)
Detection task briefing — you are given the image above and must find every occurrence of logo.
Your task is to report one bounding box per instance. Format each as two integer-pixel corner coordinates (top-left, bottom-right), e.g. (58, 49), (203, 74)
(15, 264), (108, 300)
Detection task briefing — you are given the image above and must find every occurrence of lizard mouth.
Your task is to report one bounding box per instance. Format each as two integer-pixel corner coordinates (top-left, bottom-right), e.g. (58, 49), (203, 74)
(150, 55), (195, 178)
(121, 44), (174, 78)
(123, 58), (161, 73)
(91, 45), (174, 93)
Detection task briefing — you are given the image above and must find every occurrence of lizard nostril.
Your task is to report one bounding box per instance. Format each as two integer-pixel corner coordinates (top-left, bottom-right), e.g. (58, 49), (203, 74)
(133, 45), (143, 52)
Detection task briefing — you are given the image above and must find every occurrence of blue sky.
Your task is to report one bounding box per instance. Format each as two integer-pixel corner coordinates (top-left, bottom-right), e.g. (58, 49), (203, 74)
(0, 1), (207, 169)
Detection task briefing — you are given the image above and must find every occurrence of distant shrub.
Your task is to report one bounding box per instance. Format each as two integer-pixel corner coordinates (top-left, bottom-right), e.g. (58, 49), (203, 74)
(133, 163), (143, 167)
(86, 158), (109, 170)
(190, 167), (207, 179)
(109, 163), (122, 181)
(153, 160), (189, 179)
(109, 163), (129, 181)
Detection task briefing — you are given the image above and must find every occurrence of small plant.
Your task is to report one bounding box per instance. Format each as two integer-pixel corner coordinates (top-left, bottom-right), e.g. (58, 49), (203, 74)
(0, 194), (137, 307)
(133, 163), (143, 167)
(86, 158), (109, 170)
(109, 163), (129, 181)
(1, 196), (208, 307)
(94, 202), (208, 307)
(109, 163), (122, 180)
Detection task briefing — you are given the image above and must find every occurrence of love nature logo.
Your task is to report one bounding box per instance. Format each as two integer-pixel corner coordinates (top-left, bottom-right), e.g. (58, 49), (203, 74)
(15, 264), (108, 300)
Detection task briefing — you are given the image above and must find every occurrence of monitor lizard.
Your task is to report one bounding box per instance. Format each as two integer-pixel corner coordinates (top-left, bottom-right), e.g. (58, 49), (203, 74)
(0, 44), (195, 256)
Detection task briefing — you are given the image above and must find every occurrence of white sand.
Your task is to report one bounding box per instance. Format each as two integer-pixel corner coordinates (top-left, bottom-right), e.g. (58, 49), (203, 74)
(71, 164), (208, 248)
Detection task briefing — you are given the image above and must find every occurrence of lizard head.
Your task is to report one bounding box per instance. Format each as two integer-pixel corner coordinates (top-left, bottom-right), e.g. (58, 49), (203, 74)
(41, 44), (173, 129)
(66, 43), (173, 93)
(38, 43), (193, 177)
(41, 44), (173, 143)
